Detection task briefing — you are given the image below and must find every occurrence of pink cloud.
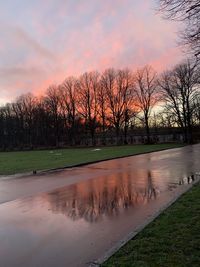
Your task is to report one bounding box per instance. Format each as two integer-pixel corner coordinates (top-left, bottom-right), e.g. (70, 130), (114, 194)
(0, 0), (184, 104)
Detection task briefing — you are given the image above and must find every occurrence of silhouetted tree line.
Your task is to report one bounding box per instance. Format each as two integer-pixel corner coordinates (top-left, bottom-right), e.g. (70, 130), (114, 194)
(0, 60), (199, 150)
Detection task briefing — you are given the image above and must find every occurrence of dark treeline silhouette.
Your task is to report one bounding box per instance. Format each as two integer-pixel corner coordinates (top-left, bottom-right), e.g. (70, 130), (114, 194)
(0, 61), (200, 150)
(159, 60), (200, 143)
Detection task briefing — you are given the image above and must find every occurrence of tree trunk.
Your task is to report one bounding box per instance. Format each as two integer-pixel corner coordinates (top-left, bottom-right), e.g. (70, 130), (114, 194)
(145, 113), (150, 144)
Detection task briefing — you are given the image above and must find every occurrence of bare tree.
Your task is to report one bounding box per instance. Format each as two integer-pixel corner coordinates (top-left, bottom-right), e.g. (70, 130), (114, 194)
(159, 60), (200, 143)
(17, 93), (37, 147)
(33, 97), (50, 146)
(76, 71), (99, 145)
(97, 79), (108, 144)
(101, 68), (134, 144)
(12, 97), (26, 146)
(59, 77), (78, 145)
(44, 85), (61, 146)
(0, 103), (16, 148)
(159, 0), (200, 57)
(159, 71), (184, 129)
(134, 66), (159, 144)
(117, 69), (136, 144)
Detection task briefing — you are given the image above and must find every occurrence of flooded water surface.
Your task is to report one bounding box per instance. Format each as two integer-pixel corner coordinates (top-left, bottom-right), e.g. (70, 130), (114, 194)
(0, 144), (199, 267)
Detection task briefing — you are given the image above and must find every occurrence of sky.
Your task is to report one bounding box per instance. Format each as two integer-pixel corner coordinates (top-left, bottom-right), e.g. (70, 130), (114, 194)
(0, 0), (183, 104)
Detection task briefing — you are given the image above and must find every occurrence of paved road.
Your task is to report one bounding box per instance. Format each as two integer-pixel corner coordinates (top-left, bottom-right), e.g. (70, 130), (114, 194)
(0, 144), (199, 267)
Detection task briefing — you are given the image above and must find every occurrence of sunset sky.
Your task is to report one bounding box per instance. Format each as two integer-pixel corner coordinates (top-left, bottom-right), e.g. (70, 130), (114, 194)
(0, 0), (183, 104)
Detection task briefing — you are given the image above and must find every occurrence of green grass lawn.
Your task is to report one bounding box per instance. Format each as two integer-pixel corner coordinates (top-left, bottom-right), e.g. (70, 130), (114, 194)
(0, 143), (182, 175)
(102, 183), (200, 267)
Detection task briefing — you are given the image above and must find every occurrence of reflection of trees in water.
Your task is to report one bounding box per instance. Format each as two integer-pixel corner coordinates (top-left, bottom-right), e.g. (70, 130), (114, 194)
(144, 171), (157, 201)
(46, 170), (158, 223)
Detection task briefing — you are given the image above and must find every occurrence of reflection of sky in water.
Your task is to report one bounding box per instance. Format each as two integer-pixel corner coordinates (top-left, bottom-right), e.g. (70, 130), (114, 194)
(7, 169), (159, 224)
(45, 170), (158, 223)
(40, 144), (198, 222)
